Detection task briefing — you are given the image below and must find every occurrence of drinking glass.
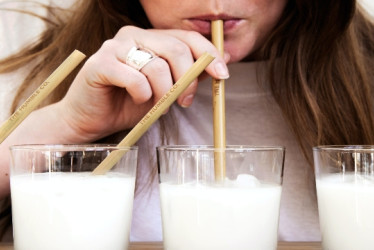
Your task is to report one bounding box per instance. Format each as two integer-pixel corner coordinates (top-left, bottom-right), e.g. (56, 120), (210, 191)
(313, 145), (374, 250)
(157, 145), (285, 250)
(10, 144), (138, 250)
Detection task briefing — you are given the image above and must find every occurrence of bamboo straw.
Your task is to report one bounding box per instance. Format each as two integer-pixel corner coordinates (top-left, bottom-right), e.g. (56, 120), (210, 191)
(211, 20), (226, 181)
(92, 52), (215, 175)
(0, 50), (86, 144)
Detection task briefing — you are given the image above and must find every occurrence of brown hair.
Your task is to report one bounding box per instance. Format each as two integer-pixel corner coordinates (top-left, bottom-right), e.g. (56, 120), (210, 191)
(1, 0), (374, 239)
(262, 0), (374, 163)
(0, 0), (151, 110)
(1, 0), (373, 160)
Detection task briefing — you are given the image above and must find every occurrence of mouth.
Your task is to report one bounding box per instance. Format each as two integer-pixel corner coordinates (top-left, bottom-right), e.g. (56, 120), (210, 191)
(186, 15), (242, 35)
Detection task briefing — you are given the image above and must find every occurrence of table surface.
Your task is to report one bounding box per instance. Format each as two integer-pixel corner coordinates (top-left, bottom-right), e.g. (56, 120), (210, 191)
(0, 241), (322, 250)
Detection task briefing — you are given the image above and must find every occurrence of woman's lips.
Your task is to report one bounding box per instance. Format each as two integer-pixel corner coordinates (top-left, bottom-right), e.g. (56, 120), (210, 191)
(187, 17), (242, 35)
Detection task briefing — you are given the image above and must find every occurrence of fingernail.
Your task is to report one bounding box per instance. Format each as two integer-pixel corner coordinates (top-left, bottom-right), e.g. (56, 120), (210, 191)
(181, 94), (194, 108)
(214, 61), (229, 79)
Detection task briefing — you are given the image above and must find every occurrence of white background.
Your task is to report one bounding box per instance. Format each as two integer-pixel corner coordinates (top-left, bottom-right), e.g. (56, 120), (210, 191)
(361, 0), (374, 16)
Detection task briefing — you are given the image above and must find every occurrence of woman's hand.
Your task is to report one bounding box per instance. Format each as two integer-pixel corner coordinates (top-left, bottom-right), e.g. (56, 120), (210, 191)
(0, 26), (229, 198)
(58, 26), (229, 142)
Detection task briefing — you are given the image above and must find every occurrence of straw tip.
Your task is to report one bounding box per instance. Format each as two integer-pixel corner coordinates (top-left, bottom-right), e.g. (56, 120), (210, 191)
(72, 50), (86, 59)
(200, 52), (215, 62)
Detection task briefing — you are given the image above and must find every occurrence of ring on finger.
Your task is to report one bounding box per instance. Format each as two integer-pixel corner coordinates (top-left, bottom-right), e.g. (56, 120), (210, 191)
(125, 46), (158, 71)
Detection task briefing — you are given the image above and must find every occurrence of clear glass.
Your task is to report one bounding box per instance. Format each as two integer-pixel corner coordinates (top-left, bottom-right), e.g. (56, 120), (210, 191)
(157, 145), (285, 250)
(10, 144), (138, 250)
(313, 145), (374, 250)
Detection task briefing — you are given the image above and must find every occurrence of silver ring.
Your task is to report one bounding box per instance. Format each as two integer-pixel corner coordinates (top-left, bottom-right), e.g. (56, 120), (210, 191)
(125, 47), (157, 71)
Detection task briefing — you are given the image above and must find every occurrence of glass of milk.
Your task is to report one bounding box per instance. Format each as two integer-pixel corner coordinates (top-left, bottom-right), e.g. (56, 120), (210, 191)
(313, 145), (374, 250)
(157, 145), (285, 250)
(10, 144), (138, 250)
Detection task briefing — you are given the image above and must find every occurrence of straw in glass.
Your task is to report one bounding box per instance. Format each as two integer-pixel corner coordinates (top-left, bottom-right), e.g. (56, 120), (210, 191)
(211, 20), (226, 181)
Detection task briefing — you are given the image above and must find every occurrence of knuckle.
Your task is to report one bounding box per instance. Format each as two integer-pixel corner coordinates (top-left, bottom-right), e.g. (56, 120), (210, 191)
(100, 39), (119, 52)
(129, 71), (147, 86)
(185, 30), (204, 42)
(126, 74), (152, 102)
(117, 25), (140, 37)
(146, 58), (170, 74)
(84, 55), (101, 70)
(168, 40), (190, 57)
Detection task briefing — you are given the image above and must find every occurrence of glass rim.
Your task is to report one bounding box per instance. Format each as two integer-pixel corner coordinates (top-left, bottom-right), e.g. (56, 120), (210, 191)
(157, 145), (285, 152)
(313, 145), (374, 152)
(9, 144), (138, 152)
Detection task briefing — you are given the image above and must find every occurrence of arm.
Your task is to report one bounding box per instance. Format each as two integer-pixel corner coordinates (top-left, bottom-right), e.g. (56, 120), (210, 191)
(0, 25), (229, 199)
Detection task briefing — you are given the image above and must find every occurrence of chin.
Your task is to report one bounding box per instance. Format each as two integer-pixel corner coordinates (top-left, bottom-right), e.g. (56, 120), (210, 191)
(225, 42), (256, 63)
(226, 49), (252, 63)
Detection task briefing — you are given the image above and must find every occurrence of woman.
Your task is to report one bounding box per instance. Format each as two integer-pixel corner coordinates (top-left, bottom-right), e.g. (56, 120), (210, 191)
(1, 0), (374, 242)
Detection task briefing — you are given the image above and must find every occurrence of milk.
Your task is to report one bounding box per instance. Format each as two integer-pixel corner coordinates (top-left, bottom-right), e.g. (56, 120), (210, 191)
(316, 174), (374, 250)
(11, 172), (135, 250)
(160, 174), (282, 250)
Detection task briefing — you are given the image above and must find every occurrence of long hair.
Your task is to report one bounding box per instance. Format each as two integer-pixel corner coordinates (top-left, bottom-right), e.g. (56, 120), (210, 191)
(1, 0), (373, 160)
(262, 0), (374, 163)
(0, 0), (374, 239)
(0, 0), (151, 110)
(0, 0), (152, 239)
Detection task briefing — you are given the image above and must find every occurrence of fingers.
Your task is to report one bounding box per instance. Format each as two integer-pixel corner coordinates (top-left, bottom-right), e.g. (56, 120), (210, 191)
(140, 57), (174, 107)
(153, 29), (230, 80)
(154, 29), (230, 106)
(83, 26), (229, 110)
(117, 27), (229, 107)
(85, 39), (154, 104)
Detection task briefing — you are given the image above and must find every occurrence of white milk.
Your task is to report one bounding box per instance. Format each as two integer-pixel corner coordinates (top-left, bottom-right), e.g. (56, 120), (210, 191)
(160, 174), (282, 250)
(11, 172), (135, 250)
(316, 174), (374, 250)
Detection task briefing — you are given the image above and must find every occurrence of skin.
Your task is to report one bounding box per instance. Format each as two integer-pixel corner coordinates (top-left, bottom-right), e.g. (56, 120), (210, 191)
(0, 0), (287, 199)
(140, 0), (288, 62)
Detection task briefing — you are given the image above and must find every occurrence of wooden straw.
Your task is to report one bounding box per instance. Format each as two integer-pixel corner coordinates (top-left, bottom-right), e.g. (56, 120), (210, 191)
(0, 50), (86, 144)
(211, 20), (226, 181)
(92, 52), (215, 175)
